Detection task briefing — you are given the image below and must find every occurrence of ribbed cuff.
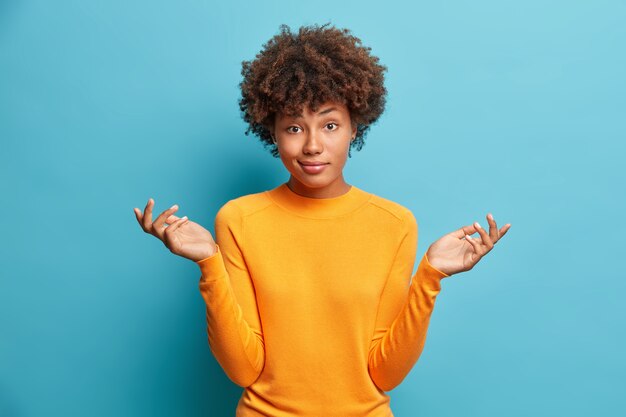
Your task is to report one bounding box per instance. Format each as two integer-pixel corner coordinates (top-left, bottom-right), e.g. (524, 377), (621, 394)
(415, 252), (449, 290)
(196, 244), (227, 283)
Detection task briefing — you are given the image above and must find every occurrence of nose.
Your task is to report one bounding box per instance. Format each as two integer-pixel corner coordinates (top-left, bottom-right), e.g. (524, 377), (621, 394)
(302, 130), (323, 155)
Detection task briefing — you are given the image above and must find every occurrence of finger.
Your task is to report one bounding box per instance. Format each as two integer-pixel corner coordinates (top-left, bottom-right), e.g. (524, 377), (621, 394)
(165, 214), (182, 224)
(133, 207), (143, 224)
(142, 198), (155, 231)
(486, 213), (500, 243)
(473, 221), (494, 250)
(153, 204), (179, 230)
(464, 233), (484, 260)
(165, 215), (189, 235)
(153, 204), (180, 240)
(452, 224), (480, 240)
(499, 223), (511, 238)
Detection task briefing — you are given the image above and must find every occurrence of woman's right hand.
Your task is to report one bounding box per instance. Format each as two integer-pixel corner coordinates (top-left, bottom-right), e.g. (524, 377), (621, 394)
(134, 198), (217, 262)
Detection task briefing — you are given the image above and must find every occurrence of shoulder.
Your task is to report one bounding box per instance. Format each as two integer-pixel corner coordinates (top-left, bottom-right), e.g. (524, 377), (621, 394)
(364, 190), (417, 231)
(216, 189), (274, 223)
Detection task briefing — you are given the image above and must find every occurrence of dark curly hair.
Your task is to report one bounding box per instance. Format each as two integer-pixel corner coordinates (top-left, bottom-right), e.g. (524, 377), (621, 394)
(238, 22), (388, 158)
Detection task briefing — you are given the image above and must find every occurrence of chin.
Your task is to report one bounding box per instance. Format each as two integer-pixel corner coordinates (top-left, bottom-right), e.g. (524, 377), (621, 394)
(295, 174), (341, 191)
(294, 176), (324, 188)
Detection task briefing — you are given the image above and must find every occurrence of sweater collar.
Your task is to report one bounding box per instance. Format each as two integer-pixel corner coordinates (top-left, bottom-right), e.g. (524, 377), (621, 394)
(265, 182), (372, 219)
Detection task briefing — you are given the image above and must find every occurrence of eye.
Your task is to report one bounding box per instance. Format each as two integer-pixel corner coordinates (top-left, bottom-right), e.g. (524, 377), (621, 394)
(325, 123), (338, 131)
(287, 126), (301, 134)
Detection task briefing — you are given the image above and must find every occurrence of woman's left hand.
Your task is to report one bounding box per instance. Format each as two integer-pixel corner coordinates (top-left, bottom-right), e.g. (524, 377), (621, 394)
(426, 213), (510, 276)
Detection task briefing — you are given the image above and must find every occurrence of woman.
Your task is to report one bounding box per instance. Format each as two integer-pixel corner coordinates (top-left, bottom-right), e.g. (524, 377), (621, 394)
(134, 23), (510, 417)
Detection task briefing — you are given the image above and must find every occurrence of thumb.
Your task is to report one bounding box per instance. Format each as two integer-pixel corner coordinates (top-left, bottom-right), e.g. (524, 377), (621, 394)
(452, 224), (479, 239)
(166, 214), (182, 224)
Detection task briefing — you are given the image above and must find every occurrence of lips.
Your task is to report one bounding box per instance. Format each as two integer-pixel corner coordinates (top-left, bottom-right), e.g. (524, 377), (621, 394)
(298, 161), (329, 174)
(298, 161), (329, 166)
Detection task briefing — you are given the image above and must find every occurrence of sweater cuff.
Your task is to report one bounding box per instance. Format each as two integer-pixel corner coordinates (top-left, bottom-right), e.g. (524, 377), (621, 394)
(196, 244), (227, 283)
(416, 252), (450, 288)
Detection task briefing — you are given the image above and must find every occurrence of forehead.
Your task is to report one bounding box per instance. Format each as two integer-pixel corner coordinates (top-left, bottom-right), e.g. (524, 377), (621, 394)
(279, 101), (348, 120)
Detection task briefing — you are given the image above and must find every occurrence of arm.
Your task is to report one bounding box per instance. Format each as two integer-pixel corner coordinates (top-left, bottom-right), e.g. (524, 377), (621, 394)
(368, 210), (449, 392)
(197, 201), (265, 387)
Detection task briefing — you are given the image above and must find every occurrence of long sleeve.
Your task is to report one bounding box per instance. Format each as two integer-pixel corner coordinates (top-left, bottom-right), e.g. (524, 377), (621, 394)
(196, 201), (265, 387)
(368, 210), (449, 392)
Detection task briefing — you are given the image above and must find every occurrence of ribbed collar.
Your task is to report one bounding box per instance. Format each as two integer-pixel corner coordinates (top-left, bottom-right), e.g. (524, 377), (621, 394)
(265, 182), (372, 219)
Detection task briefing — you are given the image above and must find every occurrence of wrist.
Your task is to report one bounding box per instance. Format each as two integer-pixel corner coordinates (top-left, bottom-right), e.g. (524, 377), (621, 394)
(195, 243), (218, 263)
(425, 250), (450, 277)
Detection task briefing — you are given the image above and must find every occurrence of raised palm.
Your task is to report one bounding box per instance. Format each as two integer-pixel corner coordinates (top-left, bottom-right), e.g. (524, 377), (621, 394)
(134, 198), (216, 262)
(426, 213), (510, 276)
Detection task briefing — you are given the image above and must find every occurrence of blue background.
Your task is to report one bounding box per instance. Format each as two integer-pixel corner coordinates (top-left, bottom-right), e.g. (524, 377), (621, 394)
(1, 0), (625, 416)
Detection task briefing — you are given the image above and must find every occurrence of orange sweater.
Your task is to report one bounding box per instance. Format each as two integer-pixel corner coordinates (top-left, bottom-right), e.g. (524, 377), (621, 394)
(196, 182), (449, 416)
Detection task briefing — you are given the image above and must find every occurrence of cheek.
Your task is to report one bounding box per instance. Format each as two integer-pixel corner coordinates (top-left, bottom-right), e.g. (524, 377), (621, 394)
(277, 146), (299, 171)
(330, 140), (351, 159)
(279, 142), (300, 161)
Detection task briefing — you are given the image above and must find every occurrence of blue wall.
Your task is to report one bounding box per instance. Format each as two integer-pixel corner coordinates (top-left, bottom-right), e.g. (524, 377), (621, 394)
(1, 0), (624, 416)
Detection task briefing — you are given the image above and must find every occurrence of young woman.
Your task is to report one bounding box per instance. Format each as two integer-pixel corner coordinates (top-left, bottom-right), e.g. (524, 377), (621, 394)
(134, 23), (510, 416)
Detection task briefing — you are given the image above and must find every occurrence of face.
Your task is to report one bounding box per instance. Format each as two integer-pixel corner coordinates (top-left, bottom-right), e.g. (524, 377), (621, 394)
(271, 101), (357, 198)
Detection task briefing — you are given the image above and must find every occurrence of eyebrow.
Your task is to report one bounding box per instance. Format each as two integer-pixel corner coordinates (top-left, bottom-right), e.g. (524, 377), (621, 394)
(292, 106), (338, 119)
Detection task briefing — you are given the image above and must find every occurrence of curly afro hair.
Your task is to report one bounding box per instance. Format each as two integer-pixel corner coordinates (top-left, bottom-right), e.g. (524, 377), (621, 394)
(238, 22), (388, 158)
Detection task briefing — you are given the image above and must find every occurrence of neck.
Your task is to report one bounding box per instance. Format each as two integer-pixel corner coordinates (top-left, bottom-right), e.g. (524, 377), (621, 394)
(286, 175), (351, 199)
(266, 181), (371, 219)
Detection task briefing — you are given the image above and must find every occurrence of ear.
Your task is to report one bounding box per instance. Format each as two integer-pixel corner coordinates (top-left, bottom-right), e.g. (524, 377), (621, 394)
(351, 123), (357, 141)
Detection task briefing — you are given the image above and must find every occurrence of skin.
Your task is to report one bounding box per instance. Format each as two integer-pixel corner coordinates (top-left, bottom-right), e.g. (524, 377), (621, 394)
(133, 100), (511, 274)
(269, 101), (357, 199)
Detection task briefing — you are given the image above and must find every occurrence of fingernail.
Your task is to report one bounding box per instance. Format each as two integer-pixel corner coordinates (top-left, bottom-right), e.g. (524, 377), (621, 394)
(475, 222), (481, 229)
(181, 215), (188, 220)
(170, 204), (178, 210)
(488, 213), (493, 220)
